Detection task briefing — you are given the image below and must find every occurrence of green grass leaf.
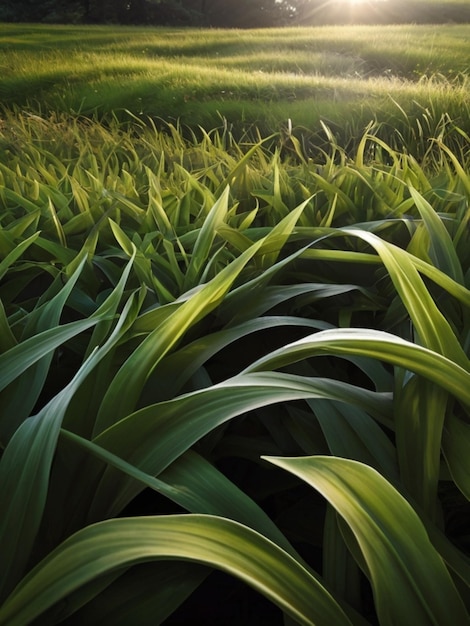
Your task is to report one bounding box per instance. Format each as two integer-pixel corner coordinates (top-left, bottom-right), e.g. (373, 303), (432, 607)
(264, 455), (470, 626)
(93, 234), (268, 434)
(183, 185), (230, 290)
(145, 315), (333, 402)
(443, 414), (470, 502)
(395, 376), (449, 517)
(0, 232), (40, 281)
(243, 328), (470, 408)
(62, 430), (297, 557)
(0, 255), (88, 439)
(89, 371), (391, 519)
(0, 317), (102, 395)
(408, 186), (464, 284)
(343, 228), (468, 366)
(0, 294), (138, 601)
(307, 399), (399, 480)
(0, 515), (353, 626)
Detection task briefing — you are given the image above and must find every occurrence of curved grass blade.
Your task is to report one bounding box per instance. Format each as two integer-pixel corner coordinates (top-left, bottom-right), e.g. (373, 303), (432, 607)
(0, 294), (138, 601)
(0, 232), (40, 281)
(0, 255), (89, 439)
(301, 246), (470, 309)
(90, 371), (392, 519)
(343, 228), (468, 367)
(0, 317), (102, 395)
(160, 450), (299, 554)
(395, 375), (449, 517)
(255, 196), (311, 269)
(337, 227), (468, 517)
(0, 357), (100, 602)
(0, 515), (353, 626)
(436, 140), (470, 196)
(93, 234), (268, 434)
(0, 248), (136, 397)
(144, 315), (333, 402)
(214, 133), (278, 196)
(243, 328), (470, 408)
(265, 456), (470, 626)
(182, 185), (229, 290)
(442, 415), (470, 502)
(62, 430), (297, 557)
(307, 399), (399, 480)
(408, 186), (464, 284)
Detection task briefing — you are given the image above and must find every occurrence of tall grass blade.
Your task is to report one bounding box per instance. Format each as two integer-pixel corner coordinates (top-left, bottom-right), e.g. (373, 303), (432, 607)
(93, 233), (268, 434)
(90, 372), (392, 519)
(62, 430), (297, 557)
(0, 293), (137, 600)
(183, 185), (229, 290)
(0, 318), (102, 394)
(395, 375), (449, 516)
(145, 315), (332, 402)
(408, 186), (464, 284)
(243, 328), (470, 407)
(265, 455), (470, 626)
(0, 232), (40, 281)
(307, 400), (399, 480)
(322, 505), (362, 614)
(436, 141), (470, 196)
(0, 300), (17, 354)
(0, 515), (353, 626)
(0, 255), (89, 439)
(442, 415), (470, 502)
(344, 228), (468, 365)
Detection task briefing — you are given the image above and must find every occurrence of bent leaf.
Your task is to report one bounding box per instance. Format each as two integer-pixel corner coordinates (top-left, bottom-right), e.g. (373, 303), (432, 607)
(265, 455), (470, 626)
(0, 515), (352, 626)
(243, 328), (470, 408)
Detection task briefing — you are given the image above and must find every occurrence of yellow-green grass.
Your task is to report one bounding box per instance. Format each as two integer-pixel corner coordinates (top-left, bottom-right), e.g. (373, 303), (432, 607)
(0, 20), (470, 625)
(1, 23), (468, 134)
(0, 109), (469, 624)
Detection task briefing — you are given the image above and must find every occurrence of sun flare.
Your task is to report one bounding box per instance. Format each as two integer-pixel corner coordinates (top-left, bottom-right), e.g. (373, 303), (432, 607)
(344, 0), (389, 4)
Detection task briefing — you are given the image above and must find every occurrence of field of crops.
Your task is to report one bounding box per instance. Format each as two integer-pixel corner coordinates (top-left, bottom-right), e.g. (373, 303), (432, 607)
(1, 22), (470, 626)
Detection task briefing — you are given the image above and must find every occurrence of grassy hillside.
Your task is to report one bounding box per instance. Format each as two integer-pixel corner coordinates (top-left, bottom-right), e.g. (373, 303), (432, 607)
(1, 23), (469, 139)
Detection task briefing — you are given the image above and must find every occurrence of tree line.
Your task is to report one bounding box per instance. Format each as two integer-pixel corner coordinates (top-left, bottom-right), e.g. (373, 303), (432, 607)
(1, 0), (469, 27)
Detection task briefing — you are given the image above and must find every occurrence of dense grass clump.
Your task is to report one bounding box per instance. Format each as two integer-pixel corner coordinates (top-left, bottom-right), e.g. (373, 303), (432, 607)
(0, 104), (469, 624)
(1, 20), (470, 626)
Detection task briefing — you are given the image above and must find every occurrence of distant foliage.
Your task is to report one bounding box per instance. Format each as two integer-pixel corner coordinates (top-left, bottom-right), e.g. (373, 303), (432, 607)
(4, 0), (470, 26)
(4, 0), (291, 27)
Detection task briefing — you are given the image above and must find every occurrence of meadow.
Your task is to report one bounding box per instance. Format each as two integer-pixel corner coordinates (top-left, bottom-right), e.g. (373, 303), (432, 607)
(0, 22), (470, 626)
(1, 22), (469, 136)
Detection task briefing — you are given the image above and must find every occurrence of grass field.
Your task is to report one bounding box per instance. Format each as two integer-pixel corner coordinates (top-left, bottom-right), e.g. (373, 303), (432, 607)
(1, 23), (469, 137)
(1, 22), (470, 626)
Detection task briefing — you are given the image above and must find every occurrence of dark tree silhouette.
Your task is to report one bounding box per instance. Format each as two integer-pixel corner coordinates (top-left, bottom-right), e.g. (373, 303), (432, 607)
(2, 0), (469, 26)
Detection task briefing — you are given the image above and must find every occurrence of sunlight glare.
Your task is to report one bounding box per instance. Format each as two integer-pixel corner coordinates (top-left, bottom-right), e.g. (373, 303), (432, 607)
(344, 0), (389, 4)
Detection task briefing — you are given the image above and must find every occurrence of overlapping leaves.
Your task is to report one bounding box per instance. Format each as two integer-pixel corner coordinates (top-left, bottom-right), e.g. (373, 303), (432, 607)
(1, 118), (469, 625)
